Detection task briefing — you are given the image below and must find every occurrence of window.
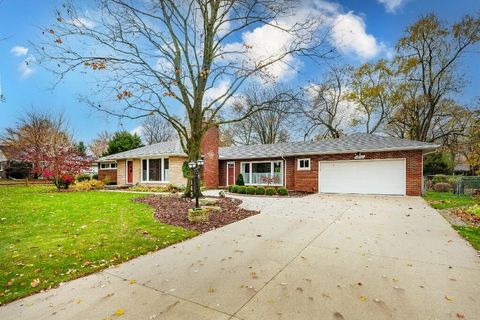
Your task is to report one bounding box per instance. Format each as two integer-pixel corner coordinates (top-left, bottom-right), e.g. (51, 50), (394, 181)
(141, 158), (169, 182)
(100, 162), (116, 170)
(297, 158), (310, 170)
(240, 160), (283, 186)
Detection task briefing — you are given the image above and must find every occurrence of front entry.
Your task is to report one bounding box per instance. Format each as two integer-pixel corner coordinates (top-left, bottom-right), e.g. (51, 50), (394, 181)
(127, 160), (133, 184)
(227, 162), (235, 186)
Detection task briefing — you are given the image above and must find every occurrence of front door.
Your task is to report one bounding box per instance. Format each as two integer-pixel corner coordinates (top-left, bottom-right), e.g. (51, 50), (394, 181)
(227, 162), (235, 186)
(127, 161), (133, 184)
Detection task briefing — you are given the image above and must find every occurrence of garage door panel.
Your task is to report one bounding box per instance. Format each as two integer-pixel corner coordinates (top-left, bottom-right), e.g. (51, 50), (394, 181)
(319, 159), (406, 195)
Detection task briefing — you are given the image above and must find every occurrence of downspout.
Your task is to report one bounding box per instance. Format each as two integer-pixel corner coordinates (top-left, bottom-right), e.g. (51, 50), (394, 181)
(281, 155), (287, 189)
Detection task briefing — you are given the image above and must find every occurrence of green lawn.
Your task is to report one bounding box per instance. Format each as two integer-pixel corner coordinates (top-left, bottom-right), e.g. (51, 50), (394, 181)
(423, 191), (475, 209)
(454, 226), (480, 251)
(0, 186), (196, 305)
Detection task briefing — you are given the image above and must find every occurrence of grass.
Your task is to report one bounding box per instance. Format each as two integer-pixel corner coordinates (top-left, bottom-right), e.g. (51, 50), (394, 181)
(0, 185), (197, 305)
(454, 226), (480, 251)
(422, 191), (475, 209)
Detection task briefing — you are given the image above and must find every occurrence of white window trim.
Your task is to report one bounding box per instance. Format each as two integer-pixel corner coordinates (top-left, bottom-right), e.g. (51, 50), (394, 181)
(297, 158), (311, 171)
(141, 157), (170, 183)
(100, 162), (117, 170)
(240, 160), (284, 186)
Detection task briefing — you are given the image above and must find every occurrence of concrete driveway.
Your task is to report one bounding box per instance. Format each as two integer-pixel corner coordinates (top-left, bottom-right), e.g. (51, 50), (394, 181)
(1, 193), (479, 319)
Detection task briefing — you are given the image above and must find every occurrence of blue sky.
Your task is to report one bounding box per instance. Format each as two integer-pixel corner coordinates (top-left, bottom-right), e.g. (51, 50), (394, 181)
(0, 0), (479, 144)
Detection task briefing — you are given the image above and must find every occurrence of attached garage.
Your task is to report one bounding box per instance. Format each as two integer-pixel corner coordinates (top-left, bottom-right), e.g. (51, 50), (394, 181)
(218, 133), (439, 196)
(319, 159), (406, 195)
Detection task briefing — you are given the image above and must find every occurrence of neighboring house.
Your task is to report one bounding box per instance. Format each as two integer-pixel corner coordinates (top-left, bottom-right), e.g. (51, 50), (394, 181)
(0, 147), (6, 179)
(98, 126), (438, 196)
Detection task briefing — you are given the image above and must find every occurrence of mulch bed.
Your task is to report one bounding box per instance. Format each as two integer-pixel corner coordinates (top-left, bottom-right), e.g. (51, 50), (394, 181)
(134, 196), (258, 233)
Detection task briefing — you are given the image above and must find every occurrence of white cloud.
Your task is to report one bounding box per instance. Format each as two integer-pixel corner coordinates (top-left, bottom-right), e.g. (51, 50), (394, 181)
(331, 12), (384, 60)
(70, 17), (96, 29)
(130, 125), (144, 137)
(377, 0), (406, 13)
(18, 55), (36, 78)
(204, 79), (231, 105)
(10, 46), (29, 57)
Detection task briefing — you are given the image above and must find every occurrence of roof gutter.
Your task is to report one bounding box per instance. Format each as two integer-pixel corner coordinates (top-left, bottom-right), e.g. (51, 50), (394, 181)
(219, 145), (441, 160)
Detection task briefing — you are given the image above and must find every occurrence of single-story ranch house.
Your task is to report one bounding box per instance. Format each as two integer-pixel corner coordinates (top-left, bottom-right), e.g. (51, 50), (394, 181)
(98, 126), (439, 196)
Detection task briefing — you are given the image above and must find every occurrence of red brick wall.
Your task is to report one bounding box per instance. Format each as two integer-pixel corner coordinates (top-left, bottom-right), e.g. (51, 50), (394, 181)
(200, 125), (219, 189)
(218, 150), (424, 196)
(98, 169), (117, 184)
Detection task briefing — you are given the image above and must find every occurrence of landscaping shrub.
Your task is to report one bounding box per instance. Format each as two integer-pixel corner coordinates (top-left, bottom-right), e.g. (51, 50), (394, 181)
(231, 185), (239, 193)
(255, 186), (265, 195)
(277, 187), (288, 196)
(246, 186), (256, 195)
(433, 182), (452, 192)
(237, 186), (246, 194)
(227, 185), (234, 192)
(76, 173), (91, 182)
(92, 173), (99, 180)
(71, 179), (105, 191)
(236, 173), (245, 186)
(265, 187), (276, 196)
(432, 174), (449, 184)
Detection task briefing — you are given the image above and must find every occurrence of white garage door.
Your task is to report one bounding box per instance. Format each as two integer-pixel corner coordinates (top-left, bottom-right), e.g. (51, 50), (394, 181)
(319, 159), (406, 195)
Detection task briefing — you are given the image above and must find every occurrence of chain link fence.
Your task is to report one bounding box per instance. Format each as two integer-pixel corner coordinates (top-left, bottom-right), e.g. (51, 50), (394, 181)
(424, 175), (480, 195)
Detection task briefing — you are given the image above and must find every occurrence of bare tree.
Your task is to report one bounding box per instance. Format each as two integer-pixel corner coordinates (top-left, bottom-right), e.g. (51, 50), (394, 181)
(141, 114), (175, 145)
(228, 85), (295, 145)
(301, 66), (351, 140)
(36, 0), (333, 195)
(390, 13), (480, 142)
(88, 131), (111, 158)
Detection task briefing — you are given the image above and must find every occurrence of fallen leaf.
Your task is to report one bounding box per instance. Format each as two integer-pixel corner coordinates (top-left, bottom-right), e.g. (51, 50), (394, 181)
(83, 260), (92, 266)
(30, 278), (40, 288)
(129, 279), (136, 284)
(76, 299), (82, 304)
(114, 308), (125, 316)
(34, 268), (41, 273)
(456, 313), (465, 319)
(208, 287), (215, 293)
(445, 296), (454, 302)
(333, 311), (345, 319)
(359, 296), (366, 302)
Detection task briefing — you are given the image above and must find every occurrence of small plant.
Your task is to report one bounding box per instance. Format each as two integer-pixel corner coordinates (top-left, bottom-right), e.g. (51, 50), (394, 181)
(237, 186), (246, 194)
(219, 190), (226, 198)
(92, 173), (99, 180)
(188, 208), (209, 222)
(71, 179), (105, 191)
(255, 186), (265, 195)
(277, 187), (288, 196)
(265, 187), (277, 196)
(236, 173), (245, 186)
(227, 185), (234, 192)
(432, 174), (449, 184)
(231, 185), (239, 193)
(246, 186), (256, 195)
(76, 173), (91, 182)
(433, 182), (451, 192)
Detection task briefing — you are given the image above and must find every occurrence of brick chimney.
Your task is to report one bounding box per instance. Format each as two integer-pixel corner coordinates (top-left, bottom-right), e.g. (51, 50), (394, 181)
(201, 123), (219, 189)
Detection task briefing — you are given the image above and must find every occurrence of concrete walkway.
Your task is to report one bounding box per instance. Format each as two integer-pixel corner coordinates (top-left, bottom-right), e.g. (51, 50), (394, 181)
(1, 193), (479, 319)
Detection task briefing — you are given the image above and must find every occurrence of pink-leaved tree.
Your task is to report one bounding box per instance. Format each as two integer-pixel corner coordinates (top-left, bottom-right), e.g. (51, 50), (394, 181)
(20, 138), (92, 190)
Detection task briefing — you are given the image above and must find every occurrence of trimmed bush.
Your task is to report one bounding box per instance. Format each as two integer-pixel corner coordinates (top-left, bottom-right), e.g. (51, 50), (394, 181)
(255, 186), (265, 195)
(231, 185), (239, 193)
(432, 174), (449, 184)
(237, 186), (246, 194)
(92, 173), (99, 180)
(228, 185), (236, 192)
(433, 182), (451, 192)
(236, 173), (245, 186)
(265, 187), (276, 196)
(71, 179), (105, 191)
(76, 173), (91, 182)
(246, 186), (256, 195)
(277, 187), (288, 196)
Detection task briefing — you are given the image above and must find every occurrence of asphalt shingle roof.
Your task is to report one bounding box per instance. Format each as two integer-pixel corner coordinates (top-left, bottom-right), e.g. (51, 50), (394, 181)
(98, 133), (439, 162)
(218, 133), (439, 160)
(98, 140), (186, 161)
